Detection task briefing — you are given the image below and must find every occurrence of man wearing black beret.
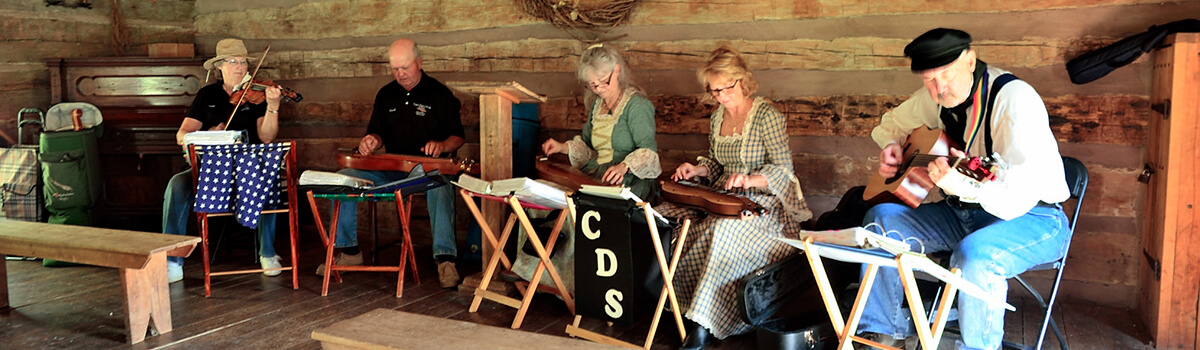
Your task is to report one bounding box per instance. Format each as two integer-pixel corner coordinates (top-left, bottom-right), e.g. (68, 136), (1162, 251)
(856, 28), (1071, 349)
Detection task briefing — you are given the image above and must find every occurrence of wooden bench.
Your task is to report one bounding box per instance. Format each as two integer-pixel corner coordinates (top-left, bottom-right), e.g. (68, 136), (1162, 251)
(0, 220), (201, 344)
(312, 308), (623, 349)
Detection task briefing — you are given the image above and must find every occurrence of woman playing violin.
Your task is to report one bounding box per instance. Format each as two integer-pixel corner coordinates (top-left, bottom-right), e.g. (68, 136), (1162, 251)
(657, 45), (812, 349)
(512, 44), (663, 293)
(161, 38), (285, 284)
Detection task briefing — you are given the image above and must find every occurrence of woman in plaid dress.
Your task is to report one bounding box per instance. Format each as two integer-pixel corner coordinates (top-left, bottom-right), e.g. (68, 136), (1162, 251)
(658, 45), (812, 349)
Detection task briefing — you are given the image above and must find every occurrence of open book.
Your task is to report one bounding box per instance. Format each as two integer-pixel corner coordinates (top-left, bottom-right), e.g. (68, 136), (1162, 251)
(298, 170), (374, 188)
(577, 185), (670, 225)
(453, 174), (569, 209)
(795, 226), (911, 254)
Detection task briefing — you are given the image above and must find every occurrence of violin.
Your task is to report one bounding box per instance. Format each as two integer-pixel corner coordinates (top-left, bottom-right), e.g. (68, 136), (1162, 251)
(535, 156), (604, 190)
(657, 175), (768, 219)
(338, 151), (479, 175)
(229, 78), (303, 105)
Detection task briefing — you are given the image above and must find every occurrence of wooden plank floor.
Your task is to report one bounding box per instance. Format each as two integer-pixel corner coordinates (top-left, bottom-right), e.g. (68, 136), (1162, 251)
(0, 221), (1157, 350)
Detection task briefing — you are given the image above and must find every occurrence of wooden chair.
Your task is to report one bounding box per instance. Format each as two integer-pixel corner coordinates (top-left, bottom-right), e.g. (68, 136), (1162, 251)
(460, 188), (575, 329)
(187, 141), (300, 297)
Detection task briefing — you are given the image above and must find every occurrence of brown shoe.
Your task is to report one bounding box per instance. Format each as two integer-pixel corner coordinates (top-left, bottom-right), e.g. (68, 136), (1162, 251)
(438, 261), (460, 288)
(316, 252), (363, 276)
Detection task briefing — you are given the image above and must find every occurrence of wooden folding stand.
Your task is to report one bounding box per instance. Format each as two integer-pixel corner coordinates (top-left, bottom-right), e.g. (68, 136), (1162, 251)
(791, 237), (1015, 350)
(563, 199), (692, 349)
(460, 188), (575, 329)
(306, 189), (420, 298)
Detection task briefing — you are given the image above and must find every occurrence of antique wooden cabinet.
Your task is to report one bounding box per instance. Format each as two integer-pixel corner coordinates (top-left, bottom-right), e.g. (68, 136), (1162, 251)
(1139, 33), (1200, 350)
(45, 57), (206, 231)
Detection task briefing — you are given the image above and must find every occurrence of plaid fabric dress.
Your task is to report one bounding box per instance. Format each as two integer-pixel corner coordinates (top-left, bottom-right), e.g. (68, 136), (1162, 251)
(656, 97), (812, 339)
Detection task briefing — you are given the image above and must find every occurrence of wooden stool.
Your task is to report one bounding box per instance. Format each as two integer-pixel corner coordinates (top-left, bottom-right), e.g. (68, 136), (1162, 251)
(460, 188), (575, 329)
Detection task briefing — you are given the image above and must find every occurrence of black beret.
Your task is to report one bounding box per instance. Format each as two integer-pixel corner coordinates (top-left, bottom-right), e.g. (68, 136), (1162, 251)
(904, 28), (972, 71)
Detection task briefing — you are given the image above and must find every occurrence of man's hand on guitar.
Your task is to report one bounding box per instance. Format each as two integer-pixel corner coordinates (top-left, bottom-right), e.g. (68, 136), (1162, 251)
(672, 163), (708, 181)
(358, 134), (381, 155)
(878, 143), (904, 178)
(602, 163), (628, 185)
(421, 140), (445, 157)
(927, 148), (966, 184)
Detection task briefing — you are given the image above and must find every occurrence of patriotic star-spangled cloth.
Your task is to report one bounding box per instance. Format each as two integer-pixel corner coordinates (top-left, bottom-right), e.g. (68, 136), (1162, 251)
(194, 143), (286, 228)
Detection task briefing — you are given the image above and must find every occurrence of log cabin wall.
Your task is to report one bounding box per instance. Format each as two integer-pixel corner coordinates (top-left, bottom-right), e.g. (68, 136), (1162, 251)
(191, 0), (1189, 310)
(0, 0), (195, 144)
(4, 0), (1194, 310)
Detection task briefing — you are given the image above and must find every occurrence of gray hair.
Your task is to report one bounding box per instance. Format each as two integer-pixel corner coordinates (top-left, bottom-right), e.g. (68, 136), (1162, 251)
(577, 44), (639, 106)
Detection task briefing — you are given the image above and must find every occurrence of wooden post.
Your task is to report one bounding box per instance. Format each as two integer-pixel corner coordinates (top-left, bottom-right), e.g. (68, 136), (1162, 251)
(445, 82), (546, 268)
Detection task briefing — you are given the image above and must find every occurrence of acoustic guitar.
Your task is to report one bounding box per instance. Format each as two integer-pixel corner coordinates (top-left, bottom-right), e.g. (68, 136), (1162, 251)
(862, 127), (1000, 208)
(534, 156), (604, 191)
(338, 151), (480, 175)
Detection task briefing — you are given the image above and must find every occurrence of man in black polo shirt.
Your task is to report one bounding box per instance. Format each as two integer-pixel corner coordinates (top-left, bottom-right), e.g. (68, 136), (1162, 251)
(322, 38), (466, 288)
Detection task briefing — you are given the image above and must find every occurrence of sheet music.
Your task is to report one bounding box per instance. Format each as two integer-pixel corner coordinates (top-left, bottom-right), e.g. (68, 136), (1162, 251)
(578, 185), (669, 225)
(452, 174), (569, 209)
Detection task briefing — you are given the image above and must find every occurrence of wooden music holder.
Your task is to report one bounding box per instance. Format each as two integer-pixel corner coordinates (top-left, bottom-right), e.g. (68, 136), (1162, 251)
(562, 198), (692, 349)
(459, 188), (575, 329)
(306, 190), (420, 298)
(785, 237), (1015, 350)
(445, 81), (546, 267)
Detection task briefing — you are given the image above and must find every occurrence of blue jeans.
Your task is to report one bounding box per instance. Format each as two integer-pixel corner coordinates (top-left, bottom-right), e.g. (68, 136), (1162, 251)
(332, 167), (457, 259)
(857, 201), (1070, 350)
(162, 169), (278, 266)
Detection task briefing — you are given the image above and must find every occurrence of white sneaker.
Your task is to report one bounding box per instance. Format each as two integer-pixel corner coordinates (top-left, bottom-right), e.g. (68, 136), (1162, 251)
(168, 262), (184, 283)
(260, 255), (283, 277)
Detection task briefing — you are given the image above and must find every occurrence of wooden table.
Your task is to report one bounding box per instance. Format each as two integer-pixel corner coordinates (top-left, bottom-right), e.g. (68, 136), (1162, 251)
(0, 220), (200, 344)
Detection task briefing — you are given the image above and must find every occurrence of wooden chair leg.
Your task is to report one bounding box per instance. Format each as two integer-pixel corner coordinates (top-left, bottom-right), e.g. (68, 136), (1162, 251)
(199, 213), (212, 298)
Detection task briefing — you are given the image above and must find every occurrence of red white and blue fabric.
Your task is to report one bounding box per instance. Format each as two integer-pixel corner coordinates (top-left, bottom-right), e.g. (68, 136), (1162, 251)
(194, 143), (285, 228)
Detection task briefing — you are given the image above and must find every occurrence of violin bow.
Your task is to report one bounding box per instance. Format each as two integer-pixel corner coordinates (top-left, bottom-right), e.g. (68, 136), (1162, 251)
(222, 43), (272, 130)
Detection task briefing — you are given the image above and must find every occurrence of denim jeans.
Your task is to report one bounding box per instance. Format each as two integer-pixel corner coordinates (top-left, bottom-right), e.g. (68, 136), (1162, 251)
(162, 169), (278, 266)
(332, 167), (457, 259)
(856, 201), (1069, 350)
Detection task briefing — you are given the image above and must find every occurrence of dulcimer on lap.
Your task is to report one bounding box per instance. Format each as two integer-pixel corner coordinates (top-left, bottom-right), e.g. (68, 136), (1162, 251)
(338, 151), (480, 175)
(534, 156), (603, 191)
(657, 175), (768, 219)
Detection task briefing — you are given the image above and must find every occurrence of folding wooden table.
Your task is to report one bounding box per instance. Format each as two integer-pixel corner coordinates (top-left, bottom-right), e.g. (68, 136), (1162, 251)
(782, 237), (1014, 350)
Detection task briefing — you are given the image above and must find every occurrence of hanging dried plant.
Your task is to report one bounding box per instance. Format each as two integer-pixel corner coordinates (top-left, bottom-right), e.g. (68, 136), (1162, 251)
(516, 0), (640, 40)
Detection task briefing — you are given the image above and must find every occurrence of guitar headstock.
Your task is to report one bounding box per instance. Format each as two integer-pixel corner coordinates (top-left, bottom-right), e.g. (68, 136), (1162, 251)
(457, 158), (480, 176)
(952, 155), (1000, 182)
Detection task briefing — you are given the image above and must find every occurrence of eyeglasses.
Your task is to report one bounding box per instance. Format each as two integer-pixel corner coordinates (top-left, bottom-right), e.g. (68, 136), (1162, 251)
(224, 58), (249, 66)
(586, 70), (615, 90)
(706, 79), (741, 96)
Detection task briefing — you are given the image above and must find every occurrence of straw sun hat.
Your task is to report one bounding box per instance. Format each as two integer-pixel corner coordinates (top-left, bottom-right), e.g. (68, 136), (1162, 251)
(203, 38), (258, 71)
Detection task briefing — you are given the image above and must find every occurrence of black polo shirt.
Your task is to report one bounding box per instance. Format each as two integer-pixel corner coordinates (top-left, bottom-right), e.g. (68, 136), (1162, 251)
(365, 71), (465, 156)
(184, 82), (268, 144)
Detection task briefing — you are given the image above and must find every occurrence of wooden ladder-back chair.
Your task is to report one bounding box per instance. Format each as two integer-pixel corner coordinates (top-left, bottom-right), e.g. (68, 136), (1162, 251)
(187, 141), (300, 297)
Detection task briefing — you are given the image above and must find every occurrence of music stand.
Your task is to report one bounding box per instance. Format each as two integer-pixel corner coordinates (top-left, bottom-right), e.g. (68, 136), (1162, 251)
(780, 237), (1014, 350)
(562, 194), (691, 349)
(459, 188), (575, 329)
(304, 174), (448, 298)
